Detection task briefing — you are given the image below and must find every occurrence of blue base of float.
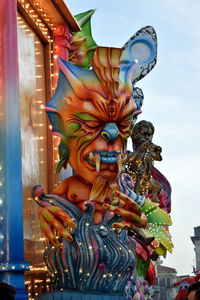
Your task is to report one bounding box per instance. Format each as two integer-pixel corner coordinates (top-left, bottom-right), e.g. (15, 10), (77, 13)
(35, 290), (126, 300)
(15, 291), (29, 300)
(0, 272), (29, 300)
(0, 262), (30, 300)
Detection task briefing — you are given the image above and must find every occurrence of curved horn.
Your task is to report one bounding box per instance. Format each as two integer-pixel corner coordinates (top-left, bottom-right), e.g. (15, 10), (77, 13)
(119, 60), (138, 94)
(57, 57), (90, 99)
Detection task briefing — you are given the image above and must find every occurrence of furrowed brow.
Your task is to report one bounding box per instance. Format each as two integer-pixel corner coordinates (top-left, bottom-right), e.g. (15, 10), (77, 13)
(74, 113), (99, 121)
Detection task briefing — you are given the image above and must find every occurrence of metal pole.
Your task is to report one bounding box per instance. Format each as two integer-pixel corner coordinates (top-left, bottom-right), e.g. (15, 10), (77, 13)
(0, 0), (29, 298)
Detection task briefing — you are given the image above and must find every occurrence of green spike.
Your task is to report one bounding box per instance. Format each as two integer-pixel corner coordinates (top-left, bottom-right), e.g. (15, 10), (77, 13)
(146, 223), (173, 253)
(142, 199), (159, 214)
(75, 9), (96, 26)
(154, 244), (167, 258)
(70, 10), (97, 69)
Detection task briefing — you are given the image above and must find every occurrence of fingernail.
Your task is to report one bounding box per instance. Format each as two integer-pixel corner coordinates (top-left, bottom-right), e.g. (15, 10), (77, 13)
(111, 200), (118, 206)
(112, 190), (118, 195)
(54, 242), (61, 250)
(112, 223), (124, 229)
(67, 236), (73, 242)
(70, 223), (76, 229)
(112, 223), (118, 228)
(63, 230), (70, 237)
(102, 204), (109, 209)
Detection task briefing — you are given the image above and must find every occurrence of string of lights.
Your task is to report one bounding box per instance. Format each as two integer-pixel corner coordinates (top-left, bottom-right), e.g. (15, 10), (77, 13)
(16, 2), (61, 298)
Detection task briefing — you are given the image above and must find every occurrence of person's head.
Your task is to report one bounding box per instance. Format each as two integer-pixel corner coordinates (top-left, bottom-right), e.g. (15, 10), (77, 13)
(188, 282), (200, 300)
(195, 289), (200, 300)
(0, 282), (16, 300)
(131, 120), (154, 148)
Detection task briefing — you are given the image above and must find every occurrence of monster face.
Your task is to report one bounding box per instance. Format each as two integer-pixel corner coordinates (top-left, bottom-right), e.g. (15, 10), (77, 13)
(63, 94), (135, 184)
(46, 47), (137, 184)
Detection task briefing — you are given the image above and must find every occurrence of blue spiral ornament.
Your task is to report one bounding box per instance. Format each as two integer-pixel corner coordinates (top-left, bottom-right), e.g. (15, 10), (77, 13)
(118, 173), (145, 207)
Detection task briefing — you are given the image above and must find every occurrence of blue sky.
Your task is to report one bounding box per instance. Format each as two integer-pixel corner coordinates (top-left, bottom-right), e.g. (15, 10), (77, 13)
(66, 0), (200, 276)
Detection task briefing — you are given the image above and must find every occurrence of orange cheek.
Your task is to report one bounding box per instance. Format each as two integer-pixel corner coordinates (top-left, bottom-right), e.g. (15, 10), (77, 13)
(67, 138), (95, 183)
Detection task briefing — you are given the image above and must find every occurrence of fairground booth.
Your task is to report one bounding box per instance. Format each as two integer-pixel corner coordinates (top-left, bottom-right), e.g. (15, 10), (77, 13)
(0, 0), (79, 298)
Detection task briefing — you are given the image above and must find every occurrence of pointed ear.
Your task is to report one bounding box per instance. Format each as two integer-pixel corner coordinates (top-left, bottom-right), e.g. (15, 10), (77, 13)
(45, 69), (71, 140)
(57, 57), (90, 99)
(120, 26), (157, 84)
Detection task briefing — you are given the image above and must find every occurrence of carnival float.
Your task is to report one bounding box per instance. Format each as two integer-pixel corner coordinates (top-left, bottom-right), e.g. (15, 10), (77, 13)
(0, 1), (173, 299)
(32, 9), (173, 300)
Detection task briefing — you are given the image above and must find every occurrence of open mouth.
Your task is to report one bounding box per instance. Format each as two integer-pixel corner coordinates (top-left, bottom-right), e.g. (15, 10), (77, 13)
(86, 151), (126, 173)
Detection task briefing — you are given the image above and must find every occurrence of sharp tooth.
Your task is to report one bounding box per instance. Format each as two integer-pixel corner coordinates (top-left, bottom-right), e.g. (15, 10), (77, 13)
(94, 153), (101, 172)
(117, 153), (123, 173)
(89, 152), (95, 164)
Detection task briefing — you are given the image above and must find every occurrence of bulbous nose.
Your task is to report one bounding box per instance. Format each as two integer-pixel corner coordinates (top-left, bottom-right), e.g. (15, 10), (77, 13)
(101, 123), (119, 141)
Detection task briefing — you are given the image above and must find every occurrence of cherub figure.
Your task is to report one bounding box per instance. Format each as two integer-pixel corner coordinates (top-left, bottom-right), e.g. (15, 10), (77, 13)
(127, 120), (162, 202)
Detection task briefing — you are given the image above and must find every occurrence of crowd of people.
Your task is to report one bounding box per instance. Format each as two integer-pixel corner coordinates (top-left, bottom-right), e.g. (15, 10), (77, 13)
(188, 282), (200, 300)
(0, 282), (15, 300)
(0, 281), (199, 299)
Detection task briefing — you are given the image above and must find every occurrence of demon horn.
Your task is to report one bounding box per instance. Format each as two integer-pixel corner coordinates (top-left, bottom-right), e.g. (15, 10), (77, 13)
(57, 57), (90, 99)
(120, 60), (138, 94)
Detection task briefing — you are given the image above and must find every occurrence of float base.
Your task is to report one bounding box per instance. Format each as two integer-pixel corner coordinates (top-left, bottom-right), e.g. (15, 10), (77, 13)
(35, 290), (126, 300)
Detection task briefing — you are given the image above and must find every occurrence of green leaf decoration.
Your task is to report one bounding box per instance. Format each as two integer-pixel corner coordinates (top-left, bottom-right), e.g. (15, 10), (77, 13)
(154, 244), (167, 258)
(146, 206), (172, 226)
(142, 200), (173, 257)
(142, 199), (159, 215)
(144, 223), (173, 253)
(69, 10), (97, 69)
(142, 228), (160, 249)
(136, 258), (150, 278)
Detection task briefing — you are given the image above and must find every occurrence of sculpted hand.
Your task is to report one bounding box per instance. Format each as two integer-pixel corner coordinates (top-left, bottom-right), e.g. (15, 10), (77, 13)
(102, 190), (147, 229)
(38, 205), (77, 249)
(33, 185), (77, 249)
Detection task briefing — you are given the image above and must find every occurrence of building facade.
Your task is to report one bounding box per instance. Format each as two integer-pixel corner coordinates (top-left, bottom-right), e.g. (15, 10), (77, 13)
(153, 265), (177, 300)
(191, 226), (200, 270)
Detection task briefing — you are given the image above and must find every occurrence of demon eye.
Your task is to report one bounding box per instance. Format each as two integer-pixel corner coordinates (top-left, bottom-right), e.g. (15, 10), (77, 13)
(83, 120), (103, 129)
(73, 113), (103, 130)
(118, 120), (131, 129)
